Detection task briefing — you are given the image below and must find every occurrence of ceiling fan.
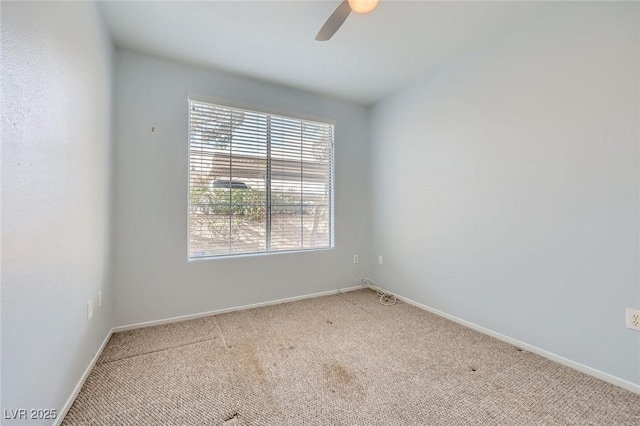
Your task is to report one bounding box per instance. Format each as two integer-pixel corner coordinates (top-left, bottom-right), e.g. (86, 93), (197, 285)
(315, 0), (380, 41)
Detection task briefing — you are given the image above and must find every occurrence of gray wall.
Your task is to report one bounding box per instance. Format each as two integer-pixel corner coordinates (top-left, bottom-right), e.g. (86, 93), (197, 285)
(1, 0), (114, 421)
(112, 50), (371, 327)
(370, 2), (640, 384)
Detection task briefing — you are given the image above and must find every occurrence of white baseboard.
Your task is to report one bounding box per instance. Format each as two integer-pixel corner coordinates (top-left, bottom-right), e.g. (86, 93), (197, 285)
(55, 328), (114, 426)
(367, 284), (640, 395)
(113, 285), (363, 333)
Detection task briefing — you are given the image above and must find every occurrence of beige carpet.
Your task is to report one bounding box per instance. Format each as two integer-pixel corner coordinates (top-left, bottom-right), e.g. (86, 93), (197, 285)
(63, 289), (640, 425)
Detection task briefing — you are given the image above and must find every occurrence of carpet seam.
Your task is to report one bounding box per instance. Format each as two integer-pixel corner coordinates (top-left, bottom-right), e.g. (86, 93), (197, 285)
(97, 336), (223, 365)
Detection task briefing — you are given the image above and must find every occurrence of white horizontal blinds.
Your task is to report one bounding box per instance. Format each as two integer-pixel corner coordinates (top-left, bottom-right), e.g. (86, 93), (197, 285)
(188, 99), (333, 258)
(270, 115), (333, 251)
(189, 101), (268, 257)
(302, 121), (332, 249)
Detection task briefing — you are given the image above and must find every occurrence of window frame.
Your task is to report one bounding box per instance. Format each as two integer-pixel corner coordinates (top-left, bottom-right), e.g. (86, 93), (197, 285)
(187, 97), (336, 260)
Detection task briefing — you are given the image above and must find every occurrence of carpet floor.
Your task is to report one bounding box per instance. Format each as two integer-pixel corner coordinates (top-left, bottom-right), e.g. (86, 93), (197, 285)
(63, 289), (640, 425)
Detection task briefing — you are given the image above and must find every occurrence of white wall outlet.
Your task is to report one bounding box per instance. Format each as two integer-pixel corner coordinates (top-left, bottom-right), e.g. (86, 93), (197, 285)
(626, 308), (640, 331)
(87, 300), (93, 321)
(353, 254), (359, 264)
(98, 290), (102, 308)
(378, 255), (383, 265)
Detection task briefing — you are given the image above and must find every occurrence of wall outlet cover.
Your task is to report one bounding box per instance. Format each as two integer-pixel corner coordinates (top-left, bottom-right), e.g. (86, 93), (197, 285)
(626, 308), (640, 331)
(87, 300), (93, 321)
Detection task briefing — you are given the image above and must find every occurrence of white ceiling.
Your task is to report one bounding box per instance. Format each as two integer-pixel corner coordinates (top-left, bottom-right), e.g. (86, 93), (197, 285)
(98, 1), (549, 105)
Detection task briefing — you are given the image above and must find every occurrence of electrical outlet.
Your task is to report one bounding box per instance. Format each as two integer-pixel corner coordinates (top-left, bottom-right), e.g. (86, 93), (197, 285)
(353, 254), (359, 264)
(627, 308), (640, 331)
(98, 290), (102, 308)
(378, 255), (383, 265)
(87, 300), (93, 321)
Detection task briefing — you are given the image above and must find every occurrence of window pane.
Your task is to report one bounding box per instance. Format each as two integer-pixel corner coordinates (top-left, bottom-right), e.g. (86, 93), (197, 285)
(230, 213), (266, 254)
(303, 205), (330, 248)
(270, 207), (302, 251)
(229, 187), (266, 254)
(190, 211), (230, 258)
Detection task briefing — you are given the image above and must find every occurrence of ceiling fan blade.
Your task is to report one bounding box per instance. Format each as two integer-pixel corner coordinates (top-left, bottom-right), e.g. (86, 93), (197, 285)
(315, 0), (352, 41)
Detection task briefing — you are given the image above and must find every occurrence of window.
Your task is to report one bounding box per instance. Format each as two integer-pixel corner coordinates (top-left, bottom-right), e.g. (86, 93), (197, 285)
(188, 100), (334, 259)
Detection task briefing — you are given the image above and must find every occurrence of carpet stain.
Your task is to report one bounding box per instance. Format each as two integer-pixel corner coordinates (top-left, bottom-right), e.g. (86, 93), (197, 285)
(223, 412), (239, 423)
(322, 362), (366, 402)
(227, 341), (283, 422)
(234, 341), (264, 380)
(324, 363), (355, 384)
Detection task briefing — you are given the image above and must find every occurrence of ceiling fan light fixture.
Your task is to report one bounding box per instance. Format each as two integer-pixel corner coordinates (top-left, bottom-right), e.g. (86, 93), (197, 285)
(348, 0), (379, 14)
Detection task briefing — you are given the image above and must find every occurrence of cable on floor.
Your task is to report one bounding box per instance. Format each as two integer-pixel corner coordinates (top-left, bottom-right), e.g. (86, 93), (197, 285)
(337, 276), (397, 306)
(361, 277), (397, 306)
